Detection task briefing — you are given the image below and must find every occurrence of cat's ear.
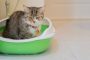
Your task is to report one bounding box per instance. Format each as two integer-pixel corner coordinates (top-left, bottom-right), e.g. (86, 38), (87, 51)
(23, 5), (31, 13)
(38, 7), (44, 13)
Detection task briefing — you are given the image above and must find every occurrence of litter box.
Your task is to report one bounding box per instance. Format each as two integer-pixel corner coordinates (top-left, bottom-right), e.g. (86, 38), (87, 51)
(0, 17), (55, 54)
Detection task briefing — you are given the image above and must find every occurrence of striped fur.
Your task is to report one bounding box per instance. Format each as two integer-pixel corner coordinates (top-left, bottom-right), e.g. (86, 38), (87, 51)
(2, 7), (44, 39)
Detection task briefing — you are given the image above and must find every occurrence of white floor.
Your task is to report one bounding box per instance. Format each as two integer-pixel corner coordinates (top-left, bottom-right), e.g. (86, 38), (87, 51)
(0, 20), (90, 60)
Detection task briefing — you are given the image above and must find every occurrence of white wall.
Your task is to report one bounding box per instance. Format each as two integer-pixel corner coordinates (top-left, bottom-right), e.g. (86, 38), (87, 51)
(0, 0), (90, 20)
(0, 0), (6, 20)
(45, 0), (90, 19)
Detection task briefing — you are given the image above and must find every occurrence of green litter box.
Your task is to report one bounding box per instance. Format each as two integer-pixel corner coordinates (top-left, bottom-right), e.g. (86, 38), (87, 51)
(0, 17), (55, 54)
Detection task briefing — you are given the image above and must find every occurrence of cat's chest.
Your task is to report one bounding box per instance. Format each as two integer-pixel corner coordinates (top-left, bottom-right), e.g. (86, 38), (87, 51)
(23, 19), (42, 36)
(21, 18), (42, 33)
(23, 18), (42, 27)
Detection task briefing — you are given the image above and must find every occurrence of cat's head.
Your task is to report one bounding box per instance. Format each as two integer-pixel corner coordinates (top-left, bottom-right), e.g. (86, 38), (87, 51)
(23, 5), (44, 21)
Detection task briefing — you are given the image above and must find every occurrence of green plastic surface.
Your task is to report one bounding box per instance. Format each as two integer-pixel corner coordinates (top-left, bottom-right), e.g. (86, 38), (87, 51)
(0, 25), (52, 54)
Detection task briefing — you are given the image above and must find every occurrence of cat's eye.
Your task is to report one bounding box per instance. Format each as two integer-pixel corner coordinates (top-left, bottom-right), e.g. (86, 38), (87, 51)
(36, 17), (40, 19)
(28, 17), (35, 23)
(29, 17), (33, 19)
(36, 11), (38, 14)
(36, 16), (43, 19)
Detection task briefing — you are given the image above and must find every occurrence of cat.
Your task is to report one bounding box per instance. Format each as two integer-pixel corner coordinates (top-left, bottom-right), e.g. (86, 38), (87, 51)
(2, 6), (44, 39)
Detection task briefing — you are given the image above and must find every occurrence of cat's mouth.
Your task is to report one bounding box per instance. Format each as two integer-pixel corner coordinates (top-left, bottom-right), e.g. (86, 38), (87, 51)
(28, 25), (38, 29)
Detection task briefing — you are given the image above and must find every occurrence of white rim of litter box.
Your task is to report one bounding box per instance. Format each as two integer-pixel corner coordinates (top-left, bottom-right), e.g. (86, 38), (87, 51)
(0, 17), (55, 42)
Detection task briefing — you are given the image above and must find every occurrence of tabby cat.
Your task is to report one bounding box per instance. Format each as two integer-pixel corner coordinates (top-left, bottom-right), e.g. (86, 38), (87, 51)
(2, 6), (44, 39)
